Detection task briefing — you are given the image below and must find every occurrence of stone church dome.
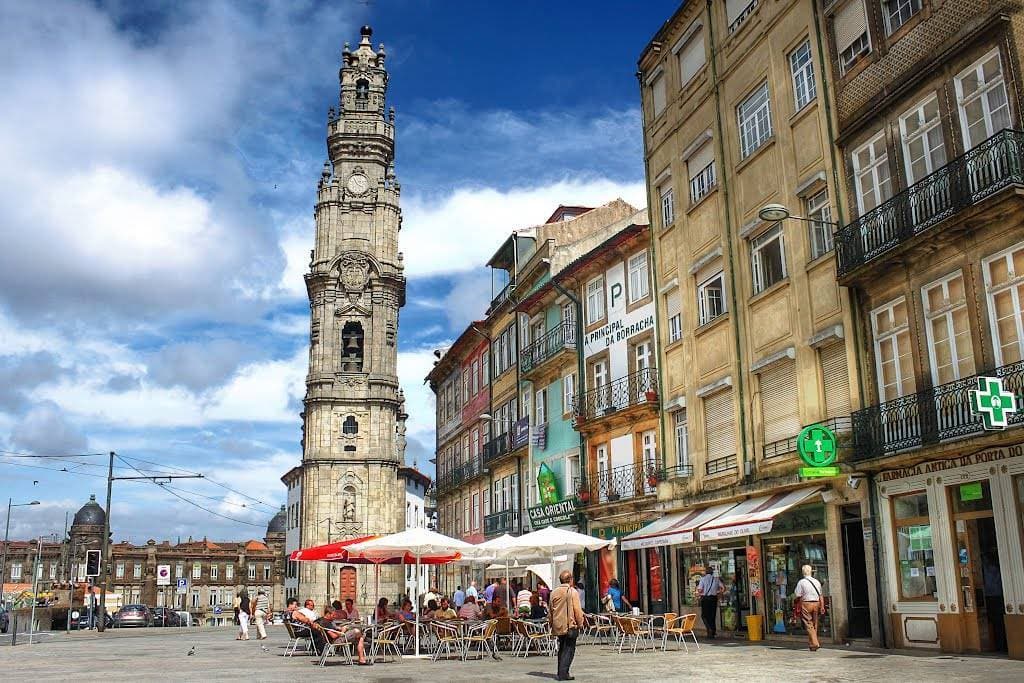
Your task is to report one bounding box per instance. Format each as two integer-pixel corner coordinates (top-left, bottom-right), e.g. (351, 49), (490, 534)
(266, 505), (287, 535)
(73, 494), (106, 527)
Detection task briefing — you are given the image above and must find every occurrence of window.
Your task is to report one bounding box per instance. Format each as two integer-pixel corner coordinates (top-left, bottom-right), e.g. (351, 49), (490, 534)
(472, 493), (480, 531)
(470, 428), (479, 458)
(226, 563), (234, 580)
(891, 492), (936, 600)
(760, 360), (800, 443)
(984, 243), (1024, 365)
(36, 563), (42, 579)
(751, 225), (787, 293)
(592, 360), (609, 390)
(834, 0), (870, 74)
(209, 589), (218, 606)
(677, 24), (705, 86)
(852, 132), (892, 214)
(688, 143), (716, 204)
(247, 563), (256, 580)
(650, 72), (667, 116)
(116, 562), (125, 579)
(726, 0), (757, 33)
(659, 184), (675, 227)
(789, 40), (816, 111)
(562, 301), (575, 327)
(900, 95), (946, 184)
(340, 321), (364, 372)
(666, 289), (682, 343)
(805, 189), (834, 259)
(463, 497), (470, 534)
(264, 564), (271, 581)
(192, 563), (201, 579)
(176, 563), (184, 578)
(49, 562), (57, 580)
(535, 387), (547, 425)
(586, 276), (606, 324)
(211, 564), (219, 580)
(10, 563), (21, 580)
(703, 390), (736, 459)
(819, 343), (852, 419)
(737, 82), (772, 158)
(191, 590), (200, 608)
(462, 369), (469, 403)
(481, 350), (490, 385)
(673, 410), (689, 470)
(634, 340), (653, 372)
(133, 563), (142, 579)
(342, 415), (358, 434)
(883, 0), (921, 35)
(471, 360), (479, 395)
(562, 372), (576, 414)
(628, 252), (650, 302)
(956, 50), (1011, 150)
(872, 297), (915, 401)
(922, 272), (975, 384)
(697, 271), (726, 325)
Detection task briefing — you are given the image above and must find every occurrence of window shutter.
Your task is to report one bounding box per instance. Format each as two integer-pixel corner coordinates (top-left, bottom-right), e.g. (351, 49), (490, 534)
(726, 0), (750, 25)
(678, 29), (705, 85)
(833, 0), (868, 53)
(760, 360), (800, 444)
(666, 288), (682, 318)
(652, 74), (667, 114)
(689, 143), (714, 177)
(703, 390), (736, 458)
(820, 343), (852, 419)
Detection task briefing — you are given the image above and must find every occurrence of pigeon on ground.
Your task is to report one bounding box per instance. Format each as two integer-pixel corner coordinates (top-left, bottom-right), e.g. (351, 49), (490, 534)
(187, 646), (196, 656)
(261, 645), (269, 653)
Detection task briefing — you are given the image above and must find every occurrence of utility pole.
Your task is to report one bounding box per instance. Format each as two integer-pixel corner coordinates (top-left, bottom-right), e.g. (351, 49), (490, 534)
(96, 451), (203, 632)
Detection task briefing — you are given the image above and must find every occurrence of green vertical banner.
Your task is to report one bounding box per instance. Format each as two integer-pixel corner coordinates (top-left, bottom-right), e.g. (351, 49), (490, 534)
(537, 462), (561, 505)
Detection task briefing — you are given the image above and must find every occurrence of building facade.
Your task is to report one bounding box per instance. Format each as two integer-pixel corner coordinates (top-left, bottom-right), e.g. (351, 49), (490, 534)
(281, 466), (303, 601)
(399, 465), (433, 597)
(823, 0), (1024, 659)
(295, 25), (407, 609)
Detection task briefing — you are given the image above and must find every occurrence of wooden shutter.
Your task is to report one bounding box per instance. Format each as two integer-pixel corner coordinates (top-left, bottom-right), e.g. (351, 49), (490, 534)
(703, 390), (736, 458)
(820, 343), (852, 419)
(834, 0), (868, 52)
(688, 142), (714, 178)
(666, 288), (682, 319)
(678, 29), (705, 84)
(760, 360), (800, 443)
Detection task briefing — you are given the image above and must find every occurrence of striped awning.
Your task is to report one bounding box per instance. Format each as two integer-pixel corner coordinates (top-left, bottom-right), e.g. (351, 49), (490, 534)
(697, 487), (822, 541)
(621, 502), (737, 551)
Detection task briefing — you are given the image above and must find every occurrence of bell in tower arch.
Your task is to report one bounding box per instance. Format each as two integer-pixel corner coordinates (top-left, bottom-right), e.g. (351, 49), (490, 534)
(341, 321), (365, 372)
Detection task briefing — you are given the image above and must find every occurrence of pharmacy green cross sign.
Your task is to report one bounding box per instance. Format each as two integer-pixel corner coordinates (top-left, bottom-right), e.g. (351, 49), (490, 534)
(970, 376), (1018, 430)
(798, 424), (839, 478)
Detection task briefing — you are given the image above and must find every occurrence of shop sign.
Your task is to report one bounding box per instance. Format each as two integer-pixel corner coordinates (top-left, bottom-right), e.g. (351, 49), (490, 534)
(959, 482), (983, 502)
(746, 546), (762, 599)
(592, 519), (650, 541)
(511, 417), (530, 449)
(767, 504), (826, 536)
(797, 424), (839, 478)
(878, 444), (1024, 482)
(528, 497), (580, 527)
(969, 376), (1018, 430)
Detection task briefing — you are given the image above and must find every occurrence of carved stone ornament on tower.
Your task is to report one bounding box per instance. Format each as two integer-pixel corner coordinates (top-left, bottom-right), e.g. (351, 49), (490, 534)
(339, 251), (371, 293)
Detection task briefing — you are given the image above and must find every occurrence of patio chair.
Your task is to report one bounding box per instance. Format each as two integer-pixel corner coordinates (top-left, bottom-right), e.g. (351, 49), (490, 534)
(495, 615), (512, 650)
(584, 613), (615, 645)
(663, 613), (700, 653)
(512, 619), (554, 657)
(463, 619), (498, 661)
(617, 616), (655, 654)
(316, 625), (355, 667)
(370, 622), (404, 663)
(650, 613), (677, 642)
(431, 621), (464, 661)
(284, 620), (312, 656)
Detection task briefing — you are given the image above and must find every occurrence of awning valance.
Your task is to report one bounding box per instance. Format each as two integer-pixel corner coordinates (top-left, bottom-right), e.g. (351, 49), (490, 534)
(621, 502), (737, 551)
(697, 487), (822, 541)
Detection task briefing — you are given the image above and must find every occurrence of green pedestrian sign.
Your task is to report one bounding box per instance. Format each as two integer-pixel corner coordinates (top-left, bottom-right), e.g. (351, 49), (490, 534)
(797, 424), (838, 478)
(969, 376), (1018, 430)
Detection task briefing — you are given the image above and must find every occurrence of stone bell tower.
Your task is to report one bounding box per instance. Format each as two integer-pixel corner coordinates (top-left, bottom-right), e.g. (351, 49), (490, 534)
(298, 25), (406, 607)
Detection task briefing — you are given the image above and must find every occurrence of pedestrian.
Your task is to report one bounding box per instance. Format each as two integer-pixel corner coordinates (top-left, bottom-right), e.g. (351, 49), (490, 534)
(696, 566), (724, 638)
(549, 570), (584, 682)
(453, 584), (466, 609)
(795, 564), (825, 651)
(236, 589), (251, 641)
(484, 577), (499, 604)
(574, 579), (586, 612)
(253, 588), (270, 640)
(466, 579), (479, 601)
(604, 578), (631, 612)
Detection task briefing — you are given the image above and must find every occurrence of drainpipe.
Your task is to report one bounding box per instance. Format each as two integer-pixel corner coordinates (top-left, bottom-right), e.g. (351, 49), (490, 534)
(706, 0), (751, 480)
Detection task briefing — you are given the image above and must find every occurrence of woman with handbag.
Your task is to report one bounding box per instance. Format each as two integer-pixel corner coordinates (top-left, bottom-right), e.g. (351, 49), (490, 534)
(794, 565), (826, 651)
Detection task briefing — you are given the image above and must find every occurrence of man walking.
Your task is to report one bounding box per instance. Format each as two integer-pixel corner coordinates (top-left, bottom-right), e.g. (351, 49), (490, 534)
(549, 571), (584, 682)
(252, 588), (270, 640)
(453, 584), (466, 609)
(795, 564), (824, 651)
(696, 566), (723, 639)
(466, 579), (479, 601)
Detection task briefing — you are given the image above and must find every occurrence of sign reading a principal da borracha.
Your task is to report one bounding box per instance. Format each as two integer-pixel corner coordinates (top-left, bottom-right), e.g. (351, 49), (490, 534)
(528, 497), (580, 527)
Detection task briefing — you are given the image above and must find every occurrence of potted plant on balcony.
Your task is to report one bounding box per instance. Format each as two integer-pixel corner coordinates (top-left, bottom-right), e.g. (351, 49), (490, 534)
(645, 390), (658, 403)
(646, 473), (660, 488)
(577, 488), (590, 504)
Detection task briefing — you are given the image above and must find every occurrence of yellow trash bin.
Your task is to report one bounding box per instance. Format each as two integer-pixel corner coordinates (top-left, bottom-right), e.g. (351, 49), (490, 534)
(745, 615), (764, 641)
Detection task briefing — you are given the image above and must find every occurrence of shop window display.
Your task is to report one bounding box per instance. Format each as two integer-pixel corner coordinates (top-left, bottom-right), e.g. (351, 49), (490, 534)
(764, 535), (830, 637)
(892, 491), (937, 599)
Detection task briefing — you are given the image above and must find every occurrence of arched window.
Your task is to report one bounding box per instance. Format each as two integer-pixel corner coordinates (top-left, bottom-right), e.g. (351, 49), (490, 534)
(342, 416), (358, 434)
(355, 79), (369, 109)
(341, 321), (364, 372)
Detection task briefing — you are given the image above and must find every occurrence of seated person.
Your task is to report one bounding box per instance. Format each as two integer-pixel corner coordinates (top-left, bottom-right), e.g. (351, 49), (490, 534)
(284, 596), (299, 620)
(457, 595), (482, 620)
(292, 598), (368, 664)
(529, 593), (547, 620)
(375, 597), (394, 623)
(484, 596), (509, 619)
(517, 587), (533, 616)
(326, 600), (347, 621)
(425, 599), (439, 619)
(341, 598), (360, 621)
(433, 597), (457, 620)
(396, 598), (416, 635)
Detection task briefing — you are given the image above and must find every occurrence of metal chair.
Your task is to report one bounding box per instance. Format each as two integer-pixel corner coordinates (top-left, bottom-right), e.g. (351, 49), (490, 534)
(616, 616), (655, 654)
(463, 619), (498, 660)
(663, 613), (700, 652)
(584, 613), (615, 645)
(284, 620), (312, 656)
(370, 622), (404, 663)
(431, 621), (464, 661)
(512, 619), (554, 657)
(317, 625), (355, 667)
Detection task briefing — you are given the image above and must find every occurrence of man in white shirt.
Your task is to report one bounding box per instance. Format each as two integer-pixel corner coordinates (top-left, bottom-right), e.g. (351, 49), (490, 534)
(466, 580), (479, 600)
(696, 567), (724, 638)
(794, 565), (824, 651)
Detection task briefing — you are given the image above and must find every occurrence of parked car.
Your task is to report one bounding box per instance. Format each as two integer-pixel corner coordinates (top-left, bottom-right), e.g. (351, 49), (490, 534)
(67, 610), (113, 630)
(0, 607), (9, 634)
(151, 607), (183, 627)
(113, 604), (153, 628)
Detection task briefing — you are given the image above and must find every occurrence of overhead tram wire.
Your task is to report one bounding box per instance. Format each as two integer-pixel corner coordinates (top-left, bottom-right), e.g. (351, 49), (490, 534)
(117, 453), (280, 511)
(157, 482), (267, 512)
(0, 450), (106, 458)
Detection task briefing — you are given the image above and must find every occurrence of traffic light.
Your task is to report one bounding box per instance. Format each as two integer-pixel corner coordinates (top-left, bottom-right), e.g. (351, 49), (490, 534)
(85, 550), (101, 577)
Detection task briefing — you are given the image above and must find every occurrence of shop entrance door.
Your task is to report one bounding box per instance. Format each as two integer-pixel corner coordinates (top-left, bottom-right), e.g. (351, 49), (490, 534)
(840, 505), (872, 638)
(948, 480), (1007, 653)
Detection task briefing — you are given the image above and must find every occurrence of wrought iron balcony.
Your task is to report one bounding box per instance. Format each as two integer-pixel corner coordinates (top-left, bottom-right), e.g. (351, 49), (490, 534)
(520, 322), (575, 374)
(489, 283), (515, 312)
(573, 456), (663, 506)
(836, 129), (1024, 279)
(482, 432), (511, 467)
(661, 463), (694, 480)
(705, 454), (738, 476)
(762, 416), (853, 460)
(483, 509), (520, 537)
(573, 367), (658, 424)
(435, 456), (486, 496)
(850, 361), (1024, 461)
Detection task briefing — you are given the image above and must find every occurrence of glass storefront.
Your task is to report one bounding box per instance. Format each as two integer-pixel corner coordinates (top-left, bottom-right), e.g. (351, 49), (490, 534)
(675, 545), (749, 631)
(891, 491), (937, 600)
(762, 503), (830, 637)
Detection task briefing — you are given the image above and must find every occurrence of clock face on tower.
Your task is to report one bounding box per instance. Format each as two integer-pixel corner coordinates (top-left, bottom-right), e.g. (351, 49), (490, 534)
(347, 173), (370, 195)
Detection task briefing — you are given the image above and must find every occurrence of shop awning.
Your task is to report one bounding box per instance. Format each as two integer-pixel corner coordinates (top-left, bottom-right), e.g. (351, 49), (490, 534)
(697, 487), (822, 541)
(621, 502), (738, 550)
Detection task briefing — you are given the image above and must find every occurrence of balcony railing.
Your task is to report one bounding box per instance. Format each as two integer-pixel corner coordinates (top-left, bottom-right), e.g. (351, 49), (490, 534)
(520, 322), (576, 374)
(483, 509), (520, 537)
(574, 456), (663, 506)
(489, 283), (514, 312)
(763, 416), (853, 460)
(728, 0), (758, 33)
(661, 463), (694, 480)
(435, 456), (486, 495)
(574, 368), (658, 423)
(705, 454), (738, 476)
(482, 433), (510, 467)
(836, 129), (1024, 278)
(851, 361), (1024, 461)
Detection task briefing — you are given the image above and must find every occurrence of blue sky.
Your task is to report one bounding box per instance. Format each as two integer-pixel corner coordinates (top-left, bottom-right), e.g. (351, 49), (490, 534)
(0, 0), (674, 542)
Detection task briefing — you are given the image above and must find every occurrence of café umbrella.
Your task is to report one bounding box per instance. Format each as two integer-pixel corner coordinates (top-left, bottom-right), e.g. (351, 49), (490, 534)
(504, 526), (616, 599)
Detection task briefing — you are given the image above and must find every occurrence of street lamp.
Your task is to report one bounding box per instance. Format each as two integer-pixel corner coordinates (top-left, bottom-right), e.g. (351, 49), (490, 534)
(757, 203), (839, 226)
(1, 499), (41, 605)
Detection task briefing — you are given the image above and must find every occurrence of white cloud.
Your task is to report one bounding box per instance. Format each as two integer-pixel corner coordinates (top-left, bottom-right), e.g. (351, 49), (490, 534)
(205, 349), (307, 424)
(402, 178), (646, 277)
(398, 346), (445, 448)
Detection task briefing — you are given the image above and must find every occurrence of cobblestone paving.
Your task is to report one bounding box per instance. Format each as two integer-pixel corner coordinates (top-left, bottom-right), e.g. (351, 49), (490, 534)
(2, 626), (1023, 682)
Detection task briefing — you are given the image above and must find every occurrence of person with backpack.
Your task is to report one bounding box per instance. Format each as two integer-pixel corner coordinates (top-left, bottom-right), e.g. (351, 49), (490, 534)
(794, 565), (825, 651)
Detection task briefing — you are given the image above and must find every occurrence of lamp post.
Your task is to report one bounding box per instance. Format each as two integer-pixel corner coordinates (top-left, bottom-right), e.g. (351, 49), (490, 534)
(757, 203), (840, 226)
(0, 499), (41, 606)
(28, 533), (58, 644)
